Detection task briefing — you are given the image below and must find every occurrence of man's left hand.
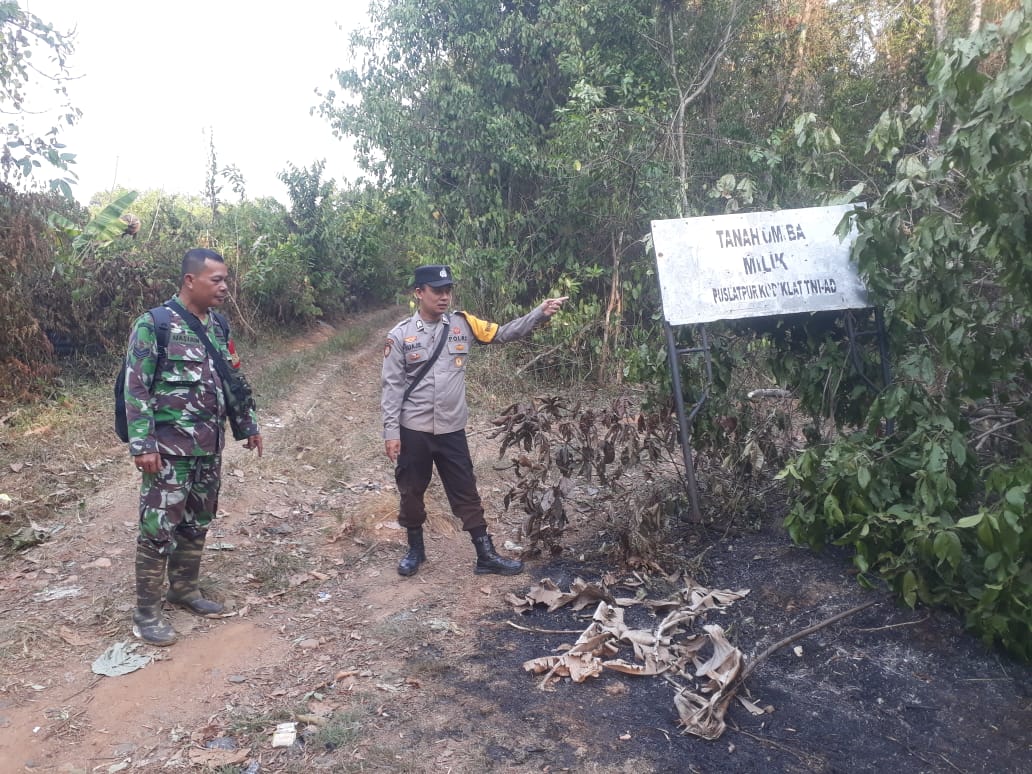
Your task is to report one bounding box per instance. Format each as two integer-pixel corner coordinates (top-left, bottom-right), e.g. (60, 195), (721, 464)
(244, 434), (263, 457)
(542, 296), (569, 318)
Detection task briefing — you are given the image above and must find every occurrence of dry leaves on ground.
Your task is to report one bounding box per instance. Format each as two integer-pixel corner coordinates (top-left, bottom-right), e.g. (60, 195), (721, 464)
(512, 577), (750, 739)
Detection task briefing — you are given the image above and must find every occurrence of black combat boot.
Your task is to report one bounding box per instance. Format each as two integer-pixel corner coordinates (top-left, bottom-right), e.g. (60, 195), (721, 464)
(397, 528), (426, 577)
(472, 534), (524, 576)
(133, 541), (178, 646)
(166, 526), (225, 616)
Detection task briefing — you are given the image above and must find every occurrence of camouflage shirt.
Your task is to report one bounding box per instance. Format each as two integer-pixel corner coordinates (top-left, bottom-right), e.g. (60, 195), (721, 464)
(124, 296), (259, 456)
(381, 305), (546, 440)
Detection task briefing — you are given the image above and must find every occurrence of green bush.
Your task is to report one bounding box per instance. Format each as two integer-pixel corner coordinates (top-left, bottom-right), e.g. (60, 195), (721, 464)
(778, 8), (1032, 661)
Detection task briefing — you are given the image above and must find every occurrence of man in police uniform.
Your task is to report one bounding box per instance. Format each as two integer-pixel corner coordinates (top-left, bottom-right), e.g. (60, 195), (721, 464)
(382, 265), (567, 576)
(124, 248), (262, 645)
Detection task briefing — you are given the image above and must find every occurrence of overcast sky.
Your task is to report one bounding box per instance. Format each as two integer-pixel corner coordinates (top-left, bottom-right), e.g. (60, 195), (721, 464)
(24, 1), (366, 204)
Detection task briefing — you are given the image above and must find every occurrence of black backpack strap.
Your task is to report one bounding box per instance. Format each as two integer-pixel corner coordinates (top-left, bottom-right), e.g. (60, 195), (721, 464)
(210, 310), (230, 343)
(166, 299), (236, 386)
(149, 305), (172, 375)
(115, 304), (173, 443)
(403, 322), (449, 403)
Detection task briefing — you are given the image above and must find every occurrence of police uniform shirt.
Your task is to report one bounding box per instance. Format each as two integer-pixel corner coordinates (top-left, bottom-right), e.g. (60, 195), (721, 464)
(381, 305), (546, 440)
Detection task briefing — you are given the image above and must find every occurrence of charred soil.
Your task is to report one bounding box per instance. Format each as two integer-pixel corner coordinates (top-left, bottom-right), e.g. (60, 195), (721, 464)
(0, 307), (1028, 773)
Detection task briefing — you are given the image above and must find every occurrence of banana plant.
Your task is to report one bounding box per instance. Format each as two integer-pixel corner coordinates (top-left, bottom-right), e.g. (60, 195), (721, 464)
(46, 190), (139, 270)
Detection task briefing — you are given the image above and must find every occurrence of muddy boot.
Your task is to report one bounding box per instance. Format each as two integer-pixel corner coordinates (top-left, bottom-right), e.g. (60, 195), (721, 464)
(472, 534), (524, 576)
(132, 542), (177, 646)
(165, 527), (225, 617)
(397, 528), (426, 577)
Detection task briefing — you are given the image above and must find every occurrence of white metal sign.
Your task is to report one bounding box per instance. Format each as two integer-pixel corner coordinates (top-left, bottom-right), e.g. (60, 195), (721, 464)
(651, 204), (869, 325)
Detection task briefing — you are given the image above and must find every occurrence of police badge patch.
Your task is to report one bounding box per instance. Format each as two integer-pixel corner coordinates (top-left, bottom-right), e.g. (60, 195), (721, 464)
(384, 338), (393, 358)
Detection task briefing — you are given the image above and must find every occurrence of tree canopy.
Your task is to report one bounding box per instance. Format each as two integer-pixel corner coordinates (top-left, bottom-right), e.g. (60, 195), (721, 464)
(0, 1), (79, 195)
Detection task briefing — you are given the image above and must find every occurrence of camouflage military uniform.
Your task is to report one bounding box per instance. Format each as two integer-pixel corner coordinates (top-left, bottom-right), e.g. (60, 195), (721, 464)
(124, 297), (258, 550)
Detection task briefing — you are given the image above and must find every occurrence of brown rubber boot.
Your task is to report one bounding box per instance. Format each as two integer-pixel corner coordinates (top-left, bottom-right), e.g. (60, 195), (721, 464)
(166, 528), (225, 617)
(132, 541), (178, 646)
(472, 534), (524, 576)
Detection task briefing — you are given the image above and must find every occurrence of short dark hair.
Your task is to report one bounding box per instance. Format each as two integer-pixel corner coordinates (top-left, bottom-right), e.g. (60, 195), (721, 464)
(180, 248), (225, 283)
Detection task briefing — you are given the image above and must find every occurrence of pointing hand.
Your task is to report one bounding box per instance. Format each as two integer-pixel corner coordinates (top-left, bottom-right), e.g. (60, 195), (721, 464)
(542, 296), (569, 317)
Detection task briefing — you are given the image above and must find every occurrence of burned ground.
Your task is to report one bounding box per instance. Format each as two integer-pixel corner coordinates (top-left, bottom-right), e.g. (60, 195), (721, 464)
(0, 307), (1029, 773)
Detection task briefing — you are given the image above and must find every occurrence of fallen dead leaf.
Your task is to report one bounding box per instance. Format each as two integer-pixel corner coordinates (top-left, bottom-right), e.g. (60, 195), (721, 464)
(738, 696), (767, 715)
(57, 625), (94, 647)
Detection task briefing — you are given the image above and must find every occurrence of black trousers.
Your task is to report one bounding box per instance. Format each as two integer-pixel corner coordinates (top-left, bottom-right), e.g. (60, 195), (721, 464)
(395, 427), (486, 532)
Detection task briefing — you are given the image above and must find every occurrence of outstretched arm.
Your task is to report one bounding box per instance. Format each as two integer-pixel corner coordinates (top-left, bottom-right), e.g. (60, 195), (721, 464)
(469, 296), (570, 344)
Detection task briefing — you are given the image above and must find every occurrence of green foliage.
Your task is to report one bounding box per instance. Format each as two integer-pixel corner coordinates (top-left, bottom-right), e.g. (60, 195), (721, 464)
(264, 163), (401, 319)
(47, 189), (139, 264)
(781, 6), (1032, 660)
(241, 236), (320, 323)
(0, 1), (79, 195)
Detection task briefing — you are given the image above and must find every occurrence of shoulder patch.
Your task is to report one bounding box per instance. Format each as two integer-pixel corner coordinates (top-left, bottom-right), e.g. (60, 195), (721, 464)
(384, 338), (393, 358)
(456, 311), (498, 343)
(228, 339), (242, 368)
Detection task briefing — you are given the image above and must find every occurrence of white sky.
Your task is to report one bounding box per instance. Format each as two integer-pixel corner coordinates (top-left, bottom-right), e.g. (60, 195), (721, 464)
(23, 1), (366, 205)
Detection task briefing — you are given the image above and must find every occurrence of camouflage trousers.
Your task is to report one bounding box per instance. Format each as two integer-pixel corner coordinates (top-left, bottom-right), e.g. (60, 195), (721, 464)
(138, 454), (222, 552)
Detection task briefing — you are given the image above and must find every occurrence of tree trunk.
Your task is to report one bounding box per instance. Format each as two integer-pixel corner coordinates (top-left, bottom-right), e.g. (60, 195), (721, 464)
(926, 0), (948, 148)
(600, 231), (624, 383)
(663, 1), (740, 217)
(776, 0), (816, 123)
(969, 0), (983, 35)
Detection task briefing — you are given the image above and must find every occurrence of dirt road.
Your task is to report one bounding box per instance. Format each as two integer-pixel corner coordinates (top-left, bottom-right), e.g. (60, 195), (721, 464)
(0, 308), (1029, 773)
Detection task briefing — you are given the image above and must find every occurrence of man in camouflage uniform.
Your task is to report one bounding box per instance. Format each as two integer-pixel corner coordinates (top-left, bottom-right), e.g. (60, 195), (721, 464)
(381, 264), (567, 577)
(124, 248), (262, 646)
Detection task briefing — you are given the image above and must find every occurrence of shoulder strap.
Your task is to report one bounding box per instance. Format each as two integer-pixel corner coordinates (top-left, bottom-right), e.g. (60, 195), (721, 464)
(150, 305), (172, 376)
(211, 310), (230, 342)
(166, 299), (235, 386)
(403, 322), (449, 404)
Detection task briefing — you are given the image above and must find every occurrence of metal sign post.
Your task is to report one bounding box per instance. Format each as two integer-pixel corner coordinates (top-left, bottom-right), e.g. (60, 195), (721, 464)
(651, 204), (878, 521)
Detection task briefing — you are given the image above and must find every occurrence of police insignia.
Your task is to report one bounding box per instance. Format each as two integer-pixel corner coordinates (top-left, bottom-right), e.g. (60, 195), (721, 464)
(384, 339), (392, 358)
(404, 335), (418, 343)
(452, 326), (460, 335)
(454, 357), (464, 367)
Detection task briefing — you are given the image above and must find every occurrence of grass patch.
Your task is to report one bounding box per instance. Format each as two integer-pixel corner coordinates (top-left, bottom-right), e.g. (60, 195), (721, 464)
(247, 319), (382, 406)
(308, 708), (364, 752)
(247, 551), (310, 593)
(370, 610), (417, 641)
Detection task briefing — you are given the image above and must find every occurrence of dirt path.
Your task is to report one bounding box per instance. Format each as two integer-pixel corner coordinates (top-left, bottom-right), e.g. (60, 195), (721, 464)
(0, 308), (1030, 774)
(0, 307), (537, 773)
